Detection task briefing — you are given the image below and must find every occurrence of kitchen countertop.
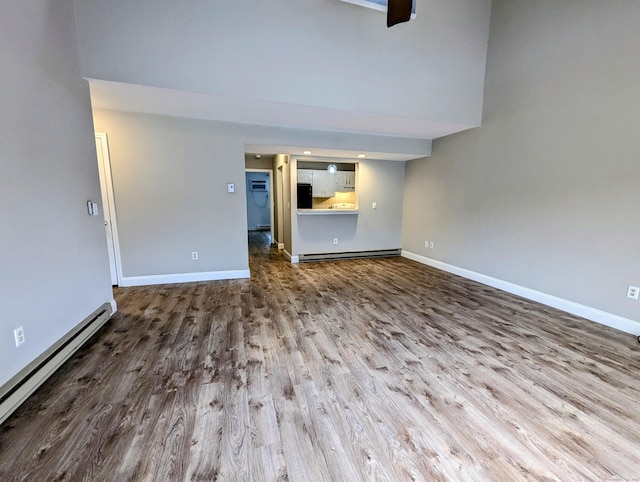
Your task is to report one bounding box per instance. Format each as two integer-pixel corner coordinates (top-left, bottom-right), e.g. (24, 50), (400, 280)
(297, 209), (359, 215)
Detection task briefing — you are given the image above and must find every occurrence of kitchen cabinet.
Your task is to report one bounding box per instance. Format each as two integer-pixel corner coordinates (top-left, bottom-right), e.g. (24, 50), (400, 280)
(346, 171), (355, 189)
(297, 169), (335, 197)
(334, 171), (355, 191)
(312, 170), (335, 198)
(297, 169), (314, 184)
(297, 167), (357, 197)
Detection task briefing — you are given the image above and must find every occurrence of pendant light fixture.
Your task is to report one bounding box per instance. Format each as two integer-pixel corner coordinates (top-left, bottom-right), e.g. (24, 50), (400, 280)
(327, 163), (338, 174)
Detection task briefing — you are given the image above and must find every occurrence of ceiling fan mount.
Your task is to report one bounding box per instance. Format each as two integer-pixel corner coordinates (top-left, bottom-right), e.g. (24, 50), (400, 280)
(338, 0), (416, 27)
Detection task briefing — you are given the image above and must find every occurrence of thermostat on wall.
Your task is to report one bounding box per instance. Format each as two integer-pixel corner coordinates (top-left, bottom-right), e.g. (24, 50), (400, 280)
(87, 201), (99, 216)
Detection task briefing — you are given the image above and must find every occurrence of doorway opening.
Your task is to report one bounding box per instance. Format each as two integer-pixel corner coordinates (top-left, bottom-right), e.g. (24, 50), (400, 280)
(245, 169), (274, 246)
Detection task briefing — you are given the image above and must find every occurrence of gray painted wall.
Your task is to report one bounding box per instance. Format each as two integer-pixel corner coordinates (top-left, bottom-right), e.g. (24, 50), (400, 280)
(92, 110), (250, 277)
(93, 110), (416, 277)
(72, 0), (491, 127)
(0, 0), (113, 387)
(244, 156), (274, 170)
(402, 0), (640, 323)
(292, 159), (405, 256)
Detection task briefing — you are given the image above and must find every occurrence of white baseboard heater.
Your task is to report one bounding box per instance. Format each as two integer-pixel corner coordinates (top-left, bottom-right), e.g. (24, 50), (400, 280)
(0, 303), (114, 425)
(298, 248), (401, 262)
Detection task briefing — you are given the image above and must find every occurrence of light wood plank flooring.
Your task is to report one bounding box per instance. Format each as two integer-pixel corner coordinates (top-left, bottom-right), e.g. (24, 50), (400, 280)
(1, 232), (639, 481)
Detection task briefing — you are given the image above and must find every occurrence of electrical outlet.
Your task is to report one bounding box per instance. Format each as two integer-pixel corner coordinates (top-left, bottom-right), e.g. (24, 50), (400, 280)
(429, 242), (434, 249)
(192, 251), (199, 260)
(333, 238), (338, 245)
(14, 326), (25, 347)
(627, 285), (639, 300)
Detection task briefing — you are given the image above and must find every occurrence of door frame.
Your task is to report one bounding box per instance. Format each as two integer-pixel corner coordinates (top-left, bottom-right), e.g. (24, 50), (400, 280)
(276, 165), (285, 249)
(245, 168), (275, 243)
(95, 132), (123, 285)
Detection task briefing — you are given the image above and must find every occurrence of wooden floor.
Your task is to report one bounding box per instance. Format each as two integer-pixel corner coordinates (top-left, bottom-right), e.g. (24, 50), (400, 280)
(1, 232), (640, 481)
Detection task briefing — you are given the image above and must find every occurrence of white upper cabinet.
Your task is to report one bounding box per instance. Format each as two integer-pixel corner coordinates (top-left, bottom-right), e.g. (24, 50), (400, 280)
(335, 171), (355, 191)
(297, 169), (314, 184)
(312, 170), (335, 198)
(297, 165), (355, 198)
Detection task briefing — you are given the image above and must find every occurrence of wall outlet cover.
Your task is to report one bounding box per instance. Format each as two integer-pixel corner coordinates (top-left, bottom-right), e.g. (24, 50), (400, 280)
(14, 326), (25, 347)
(627, 285), (639, 300)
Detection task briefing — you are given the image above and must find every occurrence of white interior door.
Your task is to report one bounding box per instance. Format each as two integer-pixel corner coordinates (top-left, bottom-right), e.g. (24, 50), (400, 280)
(95, 133), (121, 285)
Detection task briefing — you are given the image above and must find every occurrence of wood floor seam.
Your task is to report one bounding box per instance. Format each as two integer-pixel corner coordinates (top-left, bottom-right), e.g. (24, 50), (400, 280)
(0, 232), (638, 481)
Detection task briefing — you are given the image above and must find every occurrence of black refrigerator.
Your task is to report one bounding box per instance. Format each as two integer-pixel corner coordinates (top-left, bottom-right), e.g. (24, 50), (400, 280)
(297, 183), (312, 209)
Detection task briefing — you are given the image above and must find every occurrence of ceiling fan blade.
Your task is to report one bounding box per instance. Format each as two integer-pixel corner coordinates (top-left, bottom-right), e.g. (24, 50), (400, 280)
(387, 0), (412, 27)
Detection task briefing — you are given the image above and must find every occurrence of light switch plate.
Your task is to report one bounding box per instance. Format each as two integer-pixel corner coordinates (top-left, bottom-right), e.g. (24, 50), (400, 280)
(227, 183), (235, 193)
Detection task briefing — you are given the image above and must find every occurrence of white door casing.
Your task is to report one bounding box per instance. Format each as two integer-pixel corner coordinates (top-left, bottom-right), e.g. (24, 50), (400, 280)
(277, 165), (284, 248)
(95, 133), (123, 285)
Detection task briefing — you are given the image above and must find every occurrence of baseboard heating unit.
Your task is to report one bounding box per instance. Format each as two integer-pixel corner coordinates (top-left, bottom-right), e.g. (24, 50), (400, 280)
(298, 248), (401, 263)
(0, 303), (114, 425)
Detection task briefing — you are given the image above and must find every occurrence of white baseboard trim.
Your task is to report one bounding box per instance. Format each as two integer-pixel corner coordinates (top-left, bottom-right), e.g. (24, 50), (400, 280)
(109, 298), (118, 314)
(284, 249), (299, 264)
(119, 270), (250, 287)
(278, 243), (285, 250)
(402, 251), (640, 336)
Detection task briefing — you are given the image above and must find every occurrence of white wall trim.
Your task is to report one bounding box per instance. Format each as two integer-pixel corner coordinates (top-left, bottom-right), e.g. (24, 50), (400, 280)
(95, 133), (124, 286)
(109, 298), (118, 314)
(119, 270), (250, 287)
(284, 249), (299, 264)
(402, 251), (640, 336)
(277, 243), (284, 250)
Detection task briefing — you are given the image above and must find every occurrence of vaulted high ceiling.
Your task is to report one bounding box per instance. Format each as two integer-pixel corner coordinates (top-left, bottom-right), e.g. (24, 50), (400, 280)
(74, 0), (492, 142)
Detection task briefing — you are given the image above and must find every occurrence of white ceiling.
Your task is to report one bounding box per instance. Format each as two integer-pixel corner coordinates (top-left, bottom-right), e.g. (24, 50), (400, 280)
(88, 79), (476, 143)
